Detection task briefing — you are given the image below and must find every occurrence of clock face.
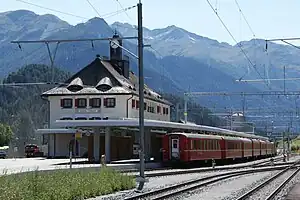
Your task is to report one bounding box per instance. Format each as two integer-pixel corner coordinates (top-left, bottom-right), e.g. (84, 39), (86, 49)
(110, 39), (119, 49)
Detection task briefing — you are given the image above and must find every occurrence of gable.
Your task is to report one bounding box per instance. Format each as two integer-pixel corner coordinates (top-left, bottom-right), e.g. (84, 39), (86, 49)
(64, 58), (121, 87)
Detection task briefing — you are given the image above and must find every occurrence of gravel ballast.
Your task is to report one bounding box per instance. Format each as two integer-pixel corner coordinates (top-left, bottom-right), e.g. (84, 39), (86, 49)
(89, 170), (231, 200)
(243, 169), (296, 200)
(271, 171), (300, 200)
(168, 171), (277, 200)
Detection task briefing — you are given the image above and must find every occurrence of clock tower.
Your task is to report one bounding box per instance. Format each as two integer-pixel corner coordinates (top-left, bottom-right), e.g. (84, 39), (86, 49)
(110, 33), (123, 61)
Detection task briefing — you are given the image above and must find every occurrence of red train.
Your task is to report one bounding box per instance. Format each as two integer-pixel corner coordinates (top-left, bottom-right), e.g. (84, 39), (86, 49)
(162, 132), (276, 164)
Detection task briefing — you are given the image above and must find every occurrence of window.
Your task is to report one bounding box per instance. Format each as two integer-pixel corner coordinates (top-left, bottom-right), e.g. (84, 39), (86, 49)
(163, 107), (166, 114)
(166, 107), (169, 115)
(147, 105), (155, 113)
(173, 140), (178, 148)
(89, 117), (101, 120)
(157, 106), (161, 114)
(60, 117), (73, 120)
(89, 98), (101, 108)
(136, 100), (139, 109)
(61, 98), (72, 108)
(75, 98), (87, 108)
(132, 99), (135, 108)
(75, 117), (87, 120)
(144, 102), (147, 110)
(193, 140), (197, 149)
(104, 98), (116, 108)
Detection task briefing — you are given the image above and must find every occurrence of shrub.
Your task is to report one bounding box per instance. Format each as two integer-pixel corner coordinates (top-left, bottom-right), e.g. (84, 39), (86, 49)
(0, 167), (135, 200)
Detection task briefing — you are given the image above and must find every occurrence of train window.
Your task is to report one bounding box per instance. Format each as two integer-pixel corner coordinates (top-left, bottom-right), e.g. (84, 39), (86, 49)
(203, 140), (206, 150)
(194, 140), (197, 149)
(173, 140), (178, 148)
(191, 140), (193, 149)
(197, 140), (201, 149)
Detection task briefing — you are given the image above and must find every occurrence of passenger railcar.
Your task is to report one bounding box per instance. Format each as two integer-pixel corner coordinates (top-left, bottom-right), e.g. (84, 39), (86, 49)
(241, 138), (252, 158)
(252, 139), (261, 157)
(260, 140), (268, 157)
(162, 133), (224, 162)
(223, 137), (243, 160)
(162, 132), (275, 165)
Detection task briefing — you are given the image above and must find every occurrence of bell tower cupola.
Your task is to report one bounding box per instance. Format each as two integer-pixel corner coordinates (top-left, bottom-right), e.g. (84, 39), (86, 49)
(110, 31), (122, 61)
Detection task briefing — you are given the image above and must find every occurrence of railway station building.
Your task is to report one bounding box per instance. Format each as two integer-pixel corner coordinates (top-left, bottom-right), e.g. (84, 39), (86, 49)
(37, 34), (173, 162)
(36, 34), (268, 163)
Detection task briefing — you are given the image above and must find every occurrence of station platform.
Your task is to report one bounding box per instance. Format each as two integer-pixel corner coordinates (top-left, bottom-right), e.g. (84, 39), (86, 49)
(0, 158), (162, 176)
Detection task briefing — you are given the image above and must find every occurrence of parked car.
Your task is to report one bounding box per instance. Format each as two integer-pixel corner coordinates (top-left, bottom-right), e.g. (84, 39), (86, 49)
(25, 144), (44, 158)
(0, 150), (7, 159)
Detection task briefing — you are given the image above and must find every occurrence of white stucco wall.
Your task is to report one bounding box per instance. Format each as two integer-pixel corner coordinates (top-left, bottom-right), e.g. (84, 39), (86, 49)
(49, 95), (130, 128)
(128, 97), (171, 121)
(48, 94), (171, 129)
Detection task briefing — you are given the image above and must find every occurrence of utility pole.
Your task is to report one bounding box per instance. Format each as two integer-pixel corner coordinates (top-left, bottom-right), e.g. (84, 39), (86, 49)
(284, 65), (286, 95)
(137, 0), (146, 191)
(287, 129), (290, 161)
(176, 103), (180, 121)
(230, 108), (233, 130)
(282, 131), (286, 161)
(184, 95), (188, 123)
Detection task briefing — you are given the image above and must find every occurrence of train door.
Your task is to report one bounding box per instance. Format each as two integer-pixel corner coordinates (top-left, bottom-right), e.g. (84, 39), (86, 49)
(170, 138), (180, 159)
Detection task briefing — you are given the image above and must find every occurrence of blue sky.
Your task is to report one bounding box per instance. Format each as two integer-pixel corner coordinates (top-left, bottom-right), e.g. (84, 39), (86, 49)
(2, 0), (300, 45)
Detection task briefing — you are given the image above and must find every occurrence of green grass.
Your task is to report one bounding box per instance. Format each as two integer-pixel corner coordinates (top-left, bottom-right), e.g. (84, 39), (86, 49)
(0, 167), (136, 200)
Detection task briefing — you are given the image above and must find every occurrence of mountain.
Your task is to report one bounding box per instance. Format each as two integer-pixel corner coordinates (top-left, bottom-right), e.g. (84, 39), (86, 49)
(112, 22), (300, 92)
(1, 10), (299, 132)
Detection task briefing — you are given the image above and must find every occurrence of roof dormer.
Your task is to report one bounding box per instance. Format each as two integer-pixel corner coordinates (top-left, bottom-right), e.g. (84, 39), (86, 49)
(67, 77), (83, 92)
(95, 77), (112, 92)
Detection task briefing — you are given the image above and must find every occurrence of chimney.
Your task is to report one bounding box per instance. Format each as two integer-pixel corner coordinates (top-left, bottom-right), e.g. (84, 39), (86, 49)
(122, 55), (130, 79)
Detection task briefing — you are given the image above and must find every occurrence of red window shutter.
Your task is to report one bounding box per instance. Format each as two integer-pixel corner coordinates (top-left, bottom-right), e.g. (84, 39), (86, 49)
(60, 99), (64, 107)
(75, 99), (78, 107)
(132, 99), (135, 108)
(104, 98), (108, 106)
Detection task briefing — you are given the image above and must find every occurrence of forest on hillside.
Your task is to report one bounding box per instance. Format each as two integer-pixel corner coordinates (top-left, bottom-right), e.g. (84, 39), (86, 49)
(0, 64), (225, 146)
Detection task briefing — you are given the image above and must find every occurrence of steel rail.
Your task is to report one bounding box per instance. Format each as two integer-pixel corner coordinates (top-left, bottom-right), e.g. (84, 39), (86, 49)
(121, 156), (283, 177)
(235, 160), (300, 200)
(265, 167), (300, 200)
(125, 165), (296, 200)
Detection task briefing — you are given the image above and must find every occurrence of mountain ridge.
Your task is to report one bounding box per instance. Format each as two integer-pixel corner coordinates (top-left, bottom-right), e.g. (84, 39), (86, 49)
(0, 10), (299, 131)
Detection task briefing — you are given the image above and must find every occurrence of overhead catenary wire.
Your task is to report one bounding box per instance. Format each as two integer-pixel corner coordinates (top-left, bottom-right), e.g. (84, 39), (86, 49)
(15, 0), (89, 20)
(234, 0), (256, 38)
(85, 0), (102, 18)
(206, 0), (270, 89)
(113, 0), (135, 25)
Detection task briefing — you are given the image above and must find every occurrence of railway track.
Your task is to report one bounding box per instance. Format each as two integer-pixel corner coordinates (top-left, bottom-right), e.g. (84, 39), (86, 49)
(235, 160), (300, 200)
(122, 156), (288, 178)
(124, 165), (297, 200)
